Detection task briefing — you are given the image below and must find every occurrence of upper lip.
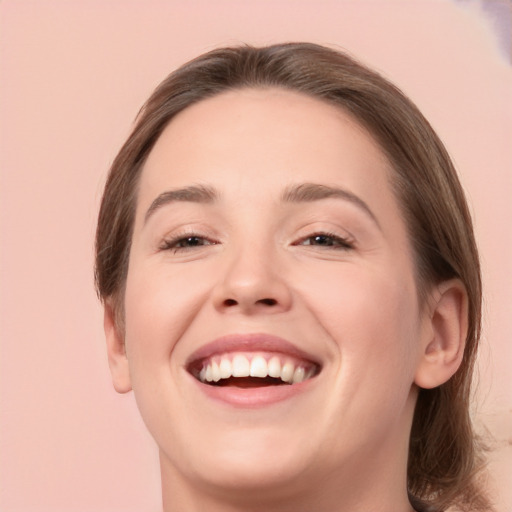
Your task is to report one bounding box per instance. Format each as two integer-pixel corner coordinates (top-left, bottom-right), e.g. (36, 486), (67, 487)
(185, 333), (322, 373)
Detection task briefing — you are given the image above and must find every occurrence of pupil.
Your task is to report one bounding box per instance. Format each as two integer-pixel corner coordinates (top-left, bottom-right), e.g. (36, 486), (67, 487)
(178, 236), (201, 247)
(315, 235), (331, 245)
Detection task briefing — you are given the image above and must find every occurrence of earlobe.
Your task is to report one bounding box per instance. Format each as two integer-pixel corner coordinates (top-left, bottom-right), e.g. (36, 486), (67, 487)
(414, 279), (468, 389)
(104, 300), (132, 393)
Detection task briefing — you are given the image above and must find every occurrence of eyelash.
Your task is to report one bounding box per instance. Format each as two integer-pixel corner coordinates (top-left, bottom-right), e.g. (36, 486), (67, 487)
(159, 231), (354, 253)
(159, 233), (217, 253)
(294, 231), (354, 250)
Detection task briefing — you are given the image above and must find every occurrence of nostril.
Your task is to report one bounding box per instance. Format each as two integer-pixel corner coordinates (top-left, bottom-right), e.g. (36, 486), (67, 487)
(221, 297), (279, 308)
(258, 298), (278, 306)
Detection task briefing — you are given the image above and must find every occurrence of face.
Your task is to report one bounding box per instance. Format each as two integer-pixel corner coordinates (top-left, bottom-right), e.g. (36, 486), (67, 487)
(112, 89), (434, 499)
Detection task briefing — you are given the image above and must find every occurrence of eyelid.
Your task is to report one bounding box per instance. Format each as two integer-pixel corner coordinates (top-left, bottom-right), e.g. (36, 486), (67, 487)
(294, 231), (355, 249)
(157, 227), (220, 252)
(292, 222), (356, 246)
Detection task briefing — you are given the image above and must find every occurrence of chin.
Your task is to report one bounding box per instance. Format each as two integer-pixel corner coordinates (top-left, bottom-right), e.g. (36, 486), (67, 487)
(161, 428), (319, 496)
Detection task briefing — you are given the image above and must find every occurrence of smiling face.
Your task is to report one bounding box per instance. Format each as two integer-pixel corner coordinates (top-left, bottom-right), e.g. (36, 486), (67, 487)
(105, 88), (436, 509)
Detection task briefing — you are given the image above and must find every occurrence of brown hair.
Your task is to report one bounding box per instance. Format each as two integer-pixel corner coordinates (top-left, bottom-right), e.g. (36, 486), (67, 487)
(95, 43), (490, 511)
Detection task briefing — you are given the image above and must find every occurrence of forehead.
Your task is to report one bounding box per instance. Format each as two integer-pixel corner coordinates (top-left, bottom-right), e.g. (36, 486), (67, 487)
(139, 88), (395, 201)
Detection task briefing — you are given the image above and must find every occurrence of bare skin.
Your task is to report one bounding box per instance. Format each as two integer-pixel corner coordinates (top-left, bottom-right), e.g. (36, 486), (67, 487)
(104, 88), (467, 512)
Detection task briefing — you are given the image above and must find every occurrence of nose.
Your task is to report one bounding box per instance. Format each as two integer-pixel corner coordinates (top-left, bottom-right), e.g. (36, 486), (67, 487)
(212, 246), (292, 315)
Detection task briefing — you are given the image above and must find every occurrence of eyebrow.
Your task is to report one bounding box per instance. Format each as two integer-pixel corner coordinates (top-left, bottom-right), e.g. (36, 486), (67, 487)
(144, 184), (218, 223)
(144, 182), (380, 229)
(281, 183), (381, 229)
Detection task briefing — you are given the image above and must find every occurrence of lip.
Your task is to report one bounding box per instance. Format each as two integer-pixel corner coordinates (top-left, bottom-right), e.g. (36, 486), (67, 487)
(186, 333), (321, 366)
(185, 333), (321, 408)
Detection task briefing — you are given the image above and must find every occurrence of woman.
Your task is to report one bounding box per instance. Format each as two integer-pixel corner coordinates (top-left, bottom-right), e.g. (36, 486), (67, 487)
(95, 43), (492, 511)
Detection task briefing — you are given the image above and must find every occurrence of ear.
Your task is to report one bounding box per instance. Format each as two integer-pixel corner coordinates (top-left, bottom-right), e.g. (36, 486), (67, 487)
(104, 299), (132, 393)
(414, 279), (468, 389)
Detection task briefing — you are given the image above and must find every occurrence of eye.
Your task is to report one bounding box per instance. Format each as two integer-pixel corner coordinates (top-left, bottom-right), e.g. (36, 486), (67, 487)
(159, 234), (217, 253)
(296, 232), (354, 249)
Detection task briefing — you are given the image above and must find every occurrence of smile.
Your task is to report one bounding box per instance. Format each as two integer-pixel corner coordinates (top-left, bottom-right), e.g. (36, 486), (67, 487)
(194, 352), (318, 386)
(185, 334), (322, 404)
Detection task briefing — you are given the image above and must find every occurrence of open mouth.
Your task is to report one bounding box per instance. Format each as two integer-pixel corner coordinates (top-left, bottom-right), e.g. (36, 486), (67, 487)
(189, 353), (320, 388)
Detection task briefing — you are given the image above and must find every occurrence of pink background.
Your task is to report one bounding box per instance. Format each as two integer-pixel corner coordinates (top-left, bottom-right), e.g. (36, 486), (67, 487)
(1, 1), (511, 510)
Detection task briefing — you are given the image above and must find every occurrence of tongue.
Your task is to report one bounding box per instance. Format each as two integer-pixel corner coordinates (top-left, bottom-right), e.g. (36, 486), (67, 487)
(214, 376), (287, 388)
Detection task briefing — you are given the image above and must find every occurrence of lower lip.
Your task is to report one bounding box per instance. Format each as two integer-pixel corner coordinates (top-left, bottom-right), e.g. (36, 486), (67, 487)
(191, 376), (316, 408)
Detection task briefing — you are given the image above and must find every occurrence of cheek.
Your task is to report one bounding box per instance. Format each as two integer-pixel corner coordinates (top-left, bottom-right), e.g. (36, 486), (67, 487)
(120, 262), (217, 446)
(122, 262), (212, 377)
(295, 261), (421, 372)
(285, 261), (423, 457)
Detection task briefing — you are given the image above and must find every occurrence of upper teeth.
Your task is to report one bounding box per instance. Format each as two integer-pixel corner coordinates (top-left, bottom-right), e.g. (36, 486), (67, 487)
(197, 353), (315, 384)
